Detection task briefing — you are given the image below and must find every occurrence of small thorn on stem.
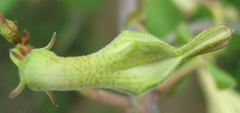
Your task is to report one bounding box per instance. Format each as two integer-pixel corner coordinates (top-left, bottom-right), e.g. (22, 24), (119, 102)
(44, 32), (56, 50)
(45, 90), (58, 107)
(9, 80), (25, 98)
(10, 50), (24, 61)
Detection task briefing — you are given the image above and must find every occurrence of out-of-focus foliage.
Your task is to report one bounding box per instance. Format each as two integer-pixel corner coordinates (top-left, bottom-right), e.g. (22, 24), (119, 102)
(145, 0), (183, 39)
(0, 0), (239, 113)
(0, 0), (20, 14)
(207, 63), (236, 89)
(198, 67), (240, 113)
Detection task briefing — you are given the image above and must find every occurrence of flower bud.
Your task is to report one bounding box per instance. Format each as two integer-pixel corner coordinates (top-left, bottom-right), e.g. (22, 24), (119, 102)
(0, 12), (20, 45)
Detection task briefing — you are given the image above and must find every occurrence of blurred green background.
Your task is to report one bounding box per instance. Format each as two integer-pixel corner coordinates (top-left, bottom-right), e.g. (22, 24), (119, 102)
(0, 0), (239, 113)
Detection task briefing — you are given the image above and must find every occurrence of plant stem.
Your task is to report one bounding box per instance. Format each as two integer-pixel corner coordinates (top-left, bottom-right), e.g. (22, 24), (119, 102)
(77, 89), (132, 108)
(134, 91), (160, 113)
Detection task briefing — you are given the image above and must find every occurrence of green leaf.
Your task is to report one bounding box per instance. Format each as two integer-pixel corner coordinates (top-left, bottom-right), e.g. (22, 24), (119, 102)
(145, 0), (183, 39)
(207, 63), (236, 89)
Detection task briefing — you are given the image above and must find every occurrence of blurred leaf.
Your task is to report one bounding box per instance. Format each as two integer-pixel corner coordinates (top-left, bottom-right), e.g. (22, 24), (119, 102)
(194, 5), (212, 19)
(237, 60), (240, 91)
(145, 0), (183, 39)
(0, 0), (20, 14)
(216, 33), (240, 92)
(166, 74), (190, 95)
(198, 68), (240, 113)
(7, 1), (70, 48)
(216, 33), (240, 91)
(207, 63), (236, 89)
(176, 22), (194, 45)
(59, 0), (106, 15)
(223, 0), (240, 10)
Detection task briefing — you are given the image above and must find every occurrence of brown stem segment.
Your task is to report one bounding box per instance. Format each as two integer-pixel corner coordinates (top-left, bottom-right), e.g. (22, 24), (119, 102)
(78, 89), (132, 108)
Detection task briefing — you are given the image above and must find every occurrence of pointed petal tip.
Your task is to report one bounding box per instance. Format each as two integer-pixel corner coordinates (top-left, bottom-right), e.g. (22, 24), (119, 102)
(9, 90), (18, 99)
(43, 32), (56, 50)
(9, 89), (21, 99)
(9, 80), (25, 99)
(45, 91), (58, 107)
